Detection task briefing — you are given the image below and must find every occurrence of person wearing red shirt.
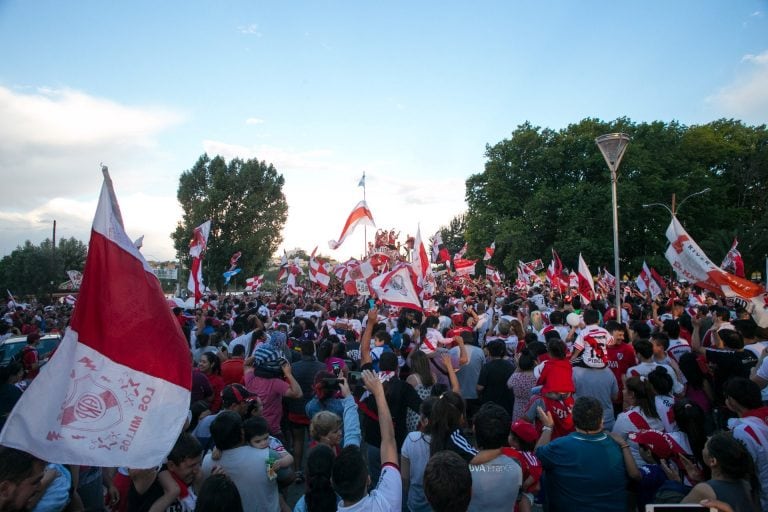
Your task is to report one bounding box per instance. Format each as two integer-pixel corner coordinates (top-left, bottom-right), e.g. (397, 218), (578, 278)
(605, 321), (636, 417)
(220, 345), (245, 385)
(21, 333), (43, 381)
(199, 352), (225, 412)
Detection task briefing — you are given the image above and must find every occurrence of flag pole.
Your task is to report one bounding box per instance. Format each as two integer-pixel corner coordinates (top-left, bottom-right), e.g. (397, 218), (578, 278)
(361, 172), (367, 258)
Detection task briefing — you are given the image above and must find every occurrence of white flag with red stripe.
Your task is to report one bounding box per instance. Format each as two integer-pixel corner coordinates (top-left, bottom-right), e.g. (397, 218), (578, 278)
(369, 263), (422, 311)
(577, 253), (595, 303)
(328, 200), (375, 250)
(0, 168), (191, 466)
(286, 272), (304, 295)
(666, 217), (768, 327)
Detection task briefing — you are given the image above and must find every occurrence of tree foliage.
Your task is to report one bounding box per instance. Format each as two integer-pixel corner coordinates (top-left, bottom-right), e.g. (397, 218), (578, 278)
(465, 118), (768, 277)
(0, 237), (87, 298)
(172, 154), (288, 291)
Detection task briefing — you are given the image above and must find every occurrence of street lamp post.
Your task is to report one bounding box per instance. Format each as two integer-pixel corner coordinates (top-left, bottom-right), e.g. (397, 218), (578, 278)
(596, 133), (630, 317)
(641, 188), (711, 216)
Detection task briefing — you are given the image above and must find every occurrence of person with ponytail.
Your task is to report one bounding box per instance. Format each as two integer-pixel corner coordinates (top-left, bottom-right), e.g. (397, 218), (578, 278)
(428, 391), (478, 462)
(293, 444), (338, 512)
(648, 365), (679, 433)
(613, 375), (664, 467)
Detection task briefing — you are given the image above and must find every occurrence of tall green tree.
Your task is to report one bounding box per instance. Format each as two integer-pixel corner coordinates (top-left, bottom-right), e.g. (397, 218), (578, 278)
(466, 118), (768, 278)
(0, 237), (87, 299)
(172, 154), (288, 291)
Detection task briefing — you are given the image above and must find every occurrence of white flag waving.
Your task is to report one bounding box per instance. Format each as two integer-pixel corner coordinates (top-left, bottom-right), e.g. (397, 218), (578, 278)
(665, 216), (768, 327)
(328, 201), (375, 250)
(0, 168), (191, 466)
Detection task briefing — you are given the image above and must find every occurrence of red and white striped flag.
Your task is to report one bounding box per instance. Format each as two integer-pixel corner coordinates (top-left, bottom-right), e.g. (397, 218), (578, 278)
(666, 217), (768, 327)
(309, 247), (330, 291)
(328, 201), (375, 250)
(483, 241), (495, 262)
(453, 258), (477, 277)
(187, 220), (211, 303)
(577, 253), (595, 303)
(245, 275), (264, 291)
(0, 168), (191, 466)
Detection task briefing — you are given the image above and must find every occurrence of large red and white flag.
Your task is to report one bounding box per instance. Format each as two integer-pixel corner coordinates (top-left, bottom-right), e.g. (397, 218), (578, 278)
(720, 238), (746, 278)
(577, 253), (595, 303)
(411, 226), (436, 298)
(245, 275), (264, 291)
(518, 260), (540, 285)
(0, 169), (191, 466)
(309, 247), (330, 291)
(666, 217), (768, 327)
(483, 241), (495, 262)
(635, 261), (662, 299)
(328, 200), (375, 250)
(369, 263), (422, 311)
(453, 258), (477, 276)
(187, 220), (211, 302)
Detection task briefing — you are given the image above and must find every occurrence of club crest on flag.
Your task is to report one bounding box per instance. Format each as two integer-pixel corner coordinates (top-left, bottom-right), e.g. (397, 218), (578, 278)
(59, 374), (122, 432)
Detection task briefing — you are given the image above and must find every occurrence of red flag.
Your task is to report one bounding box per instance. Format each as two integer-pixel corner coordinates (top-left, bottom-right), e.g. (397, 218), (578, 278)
(0, 168), (190, 466)
(187, 220), (211, 303)
(636, 261), (662, 299)
(328, 201), (375, 250)
(483, 241), (495, 261)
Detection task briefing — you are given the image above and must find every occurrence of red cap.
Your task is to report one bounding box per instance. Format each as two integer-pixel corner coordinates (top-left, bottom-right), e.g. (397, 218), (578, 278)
(510, 420), (538, 444)
(628, 430), (685, 460)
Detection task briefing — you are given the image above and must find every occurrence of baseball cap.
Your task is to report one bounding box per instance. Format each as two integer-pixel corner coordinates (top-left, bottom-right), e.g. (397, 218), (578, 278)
(221, 384), (255, 408)
(628, 430), (685, 460)
(510, 420), (539, 444)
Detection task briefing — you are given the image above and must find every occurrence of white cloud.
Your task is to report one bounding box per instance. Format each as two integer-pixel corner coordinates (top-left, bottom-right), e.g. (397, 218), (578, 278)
(0, 85), (186, 259)
(750, 11), (763, 17)
(238, 24), (262, 36)
(200, 139), (466, 261)
(245, 117), (265, 125)
(706, 50), (768, 124)
(742, 50), (768, 64)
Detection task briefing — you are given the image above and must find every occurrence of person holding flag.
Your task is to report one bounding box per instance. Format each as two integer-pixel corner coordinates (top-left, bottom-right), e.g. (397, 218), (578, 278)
(0, 166), (191, 469)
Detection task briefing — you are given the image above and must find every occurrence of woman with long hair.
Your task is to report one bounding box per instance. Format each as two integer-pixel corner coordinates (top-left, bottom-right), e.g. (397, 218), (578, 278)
(405, 350), (436, 432)
(508, 347), (538, 422)
(677, 432), (760, 511)
(199, 352), (225, 413)
(613, 375), (663, 467)
(428, 391), (477, 462)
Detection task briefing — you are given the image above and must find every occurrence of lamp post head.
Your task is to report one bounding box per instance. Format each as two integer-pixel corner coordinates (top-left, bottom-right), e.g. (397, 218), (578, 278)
(595, 133), (631, 173)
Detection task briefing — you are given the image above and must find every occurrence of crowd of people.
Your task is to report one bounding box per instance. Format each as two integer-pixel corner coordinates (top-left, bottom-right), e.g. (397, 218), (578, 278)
(1, 272), (767, 512)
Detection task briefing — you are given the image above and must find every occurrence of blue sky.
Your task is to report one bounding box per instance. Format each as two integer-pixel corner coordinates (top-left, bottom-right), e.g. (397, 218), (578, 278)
(0, 1), (766, 265)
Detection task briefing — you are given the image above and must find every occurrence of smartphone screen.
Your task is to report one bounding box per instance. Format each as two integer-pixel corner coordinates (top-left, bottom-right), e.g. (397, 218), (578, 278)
(368, 298), (375, 309)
